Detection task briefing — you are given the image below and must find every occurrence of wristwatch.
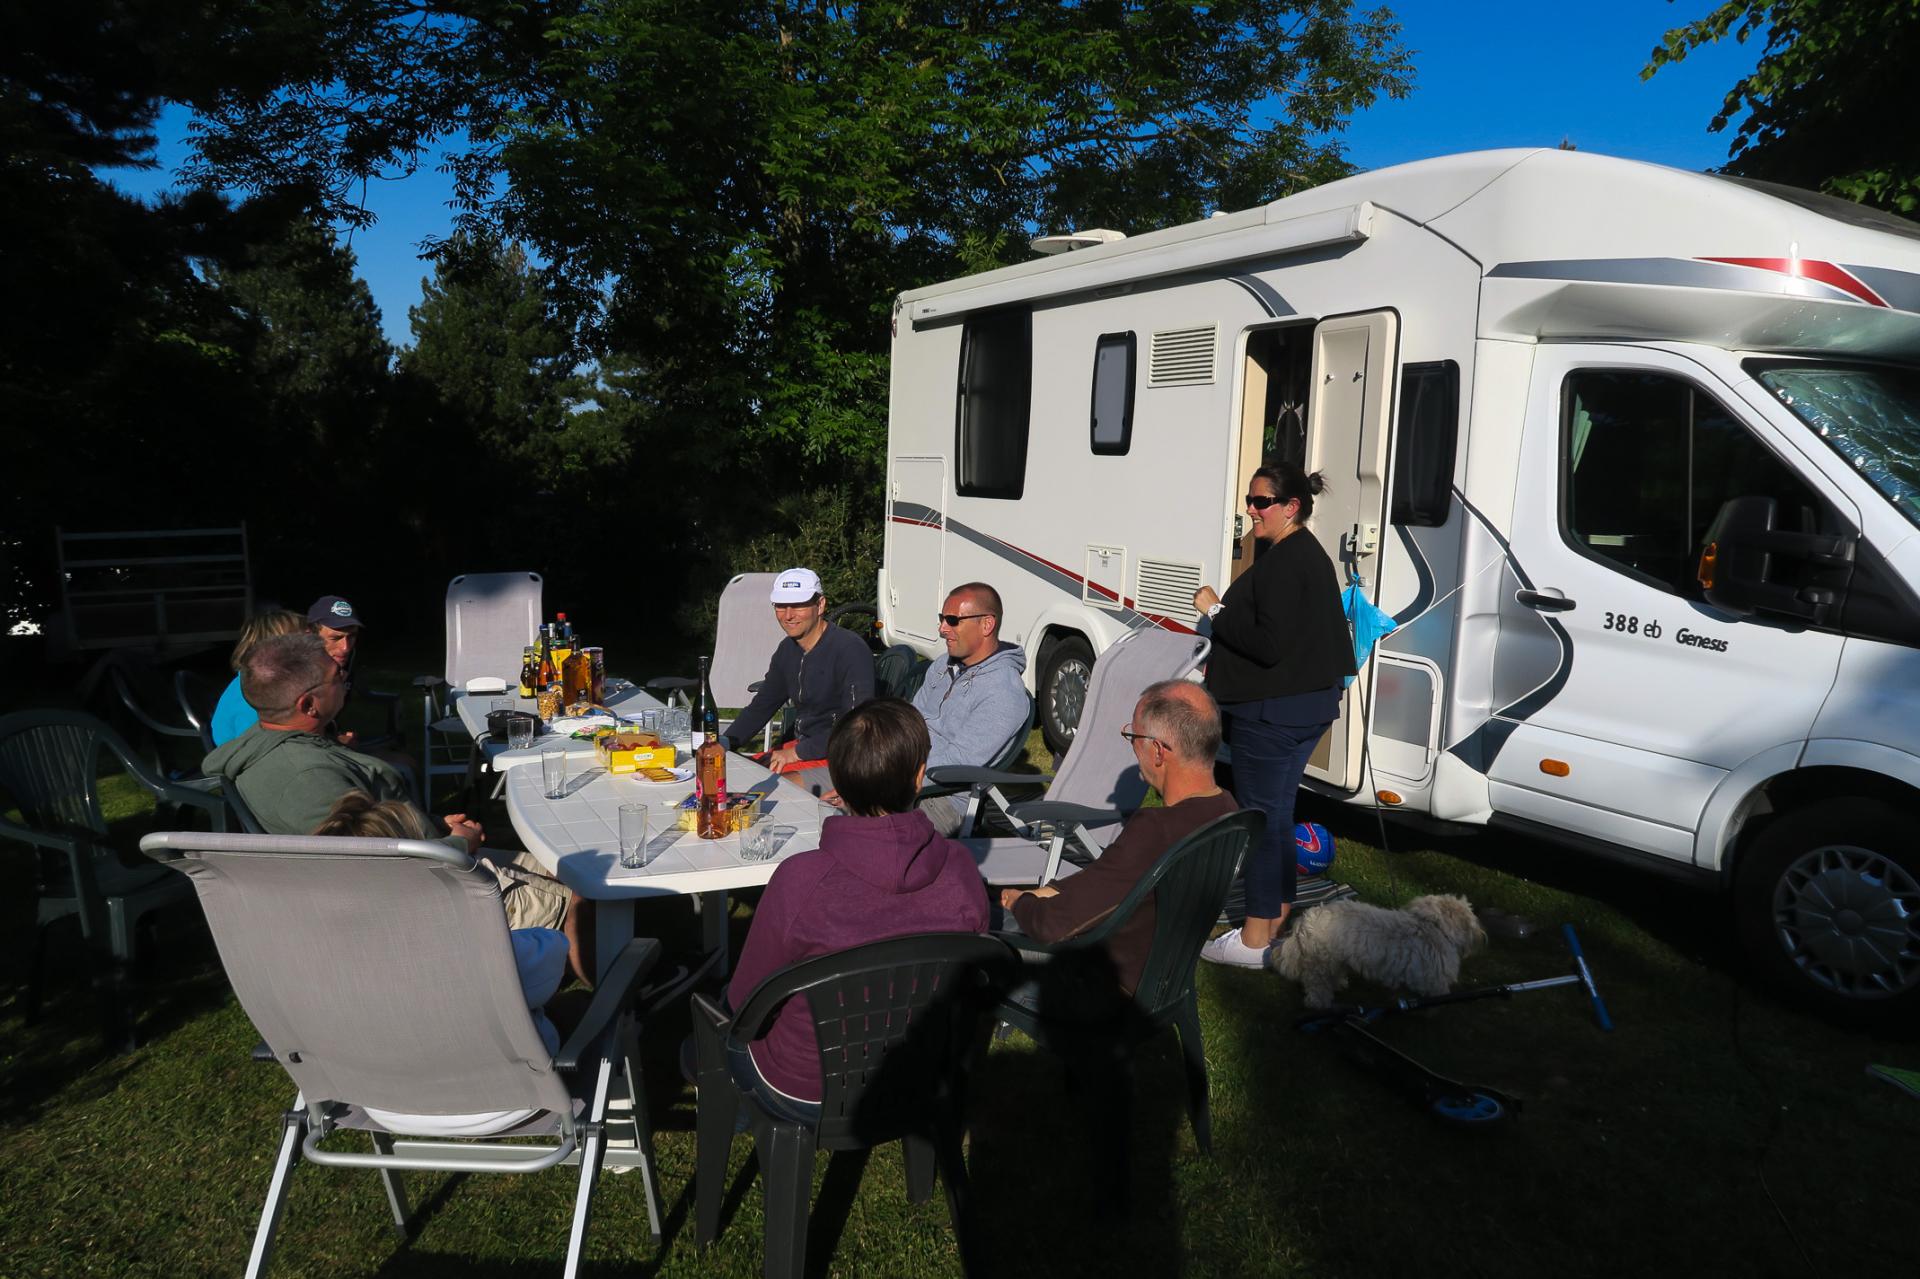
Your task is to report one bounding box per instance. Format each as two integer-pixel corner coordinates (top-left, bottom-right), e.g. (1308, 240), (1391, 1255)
(1206, 602), (1225, 618)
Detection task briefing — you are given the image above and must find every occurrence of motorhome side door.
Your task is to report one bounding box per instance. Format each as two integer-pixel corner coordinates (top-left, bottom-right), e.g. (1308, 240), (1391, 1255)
(1301, 310), (1398, 792)
(1486, 345), (1852, 862)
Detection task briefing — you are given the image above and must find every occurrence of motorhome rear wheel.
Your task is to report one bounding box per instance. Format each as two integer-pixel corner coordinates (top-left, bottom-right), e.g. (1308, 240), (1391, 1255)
(1038, 635), (1094, 755)
(1733, 798), (1920, 1024)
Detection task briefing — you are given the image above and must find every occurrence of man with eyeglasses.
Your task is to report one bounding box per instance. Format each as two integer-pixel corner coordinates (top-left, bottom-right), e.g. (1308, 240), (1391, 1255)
(205, 632), (585, 973)
(721, 567), (876, 794)
(908, 582), (1030, 834)
(996, 680), (1237, 1001)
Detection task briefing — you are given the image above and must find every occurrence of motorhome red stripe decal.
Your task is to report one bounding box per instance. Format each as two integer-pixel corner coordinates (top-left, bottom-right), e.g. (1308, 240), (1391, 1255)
(975, 531), (1198, 635)
(1698, 257), (1888, 307)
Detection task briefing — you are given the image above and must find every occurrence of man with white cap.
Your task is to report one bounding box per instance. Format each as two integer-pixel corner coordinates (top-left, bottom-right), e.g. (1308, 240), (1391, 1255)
(720, 567), (875, 793)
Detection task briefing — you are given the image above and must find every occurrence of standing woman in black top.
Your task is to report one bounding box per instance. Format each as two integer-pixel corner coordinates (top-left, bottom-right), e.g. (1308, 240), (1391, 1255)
(1192, 462), (1356, 969)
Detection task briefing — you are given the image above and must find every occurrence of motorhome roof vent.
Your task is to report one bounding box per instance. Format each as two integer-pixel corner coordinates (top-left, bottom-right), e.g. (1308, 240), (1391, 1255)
(1029, 228), (1127, 255)
(1148, 325), (1217, 387)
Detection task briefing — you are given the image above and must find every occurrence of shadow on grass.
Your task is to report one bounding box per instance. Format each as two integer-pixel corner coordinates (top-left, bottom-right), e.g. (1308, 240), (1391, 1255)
(968, 1037), (1188, 1277)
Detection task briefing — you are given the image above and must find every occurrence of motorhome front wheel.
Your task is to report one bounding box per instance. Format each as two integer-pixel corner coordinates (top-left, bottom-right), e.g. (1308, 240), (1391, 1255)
(1038, 635), (1094, 755)
(1735, 798), (1920, 1022)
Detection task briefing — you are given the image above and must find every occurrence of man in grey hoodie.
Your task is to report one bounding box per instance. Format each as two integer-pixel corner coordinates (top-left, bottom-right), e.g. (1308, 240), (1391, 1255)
(910, 582), (1030, 834)
(204, 633), (579, 959)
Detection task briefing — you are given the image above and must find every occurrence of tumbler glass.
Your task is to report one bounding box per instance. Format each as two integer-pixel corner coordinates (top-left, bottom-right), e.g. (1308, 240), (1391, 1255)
(739, 822), (776, 862)
(507, 713), (536, 753)
(619, 803), (652, 869)
(541, 747), (567, 799)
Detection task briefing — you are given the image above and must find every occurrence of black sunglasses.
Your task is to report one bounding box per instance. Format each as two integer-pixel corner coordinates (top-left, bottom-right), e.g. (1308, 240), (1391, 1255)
(936, 612), (993, 627)
(1244, 493), (1292, 511)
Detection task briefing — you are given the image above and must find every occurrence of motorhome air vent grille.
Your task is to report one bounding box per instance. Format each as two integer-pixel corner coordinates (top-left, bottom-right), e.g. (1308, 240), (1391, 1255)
(1148, 326), (1216, 387)
(1134, 558), (1204, 619)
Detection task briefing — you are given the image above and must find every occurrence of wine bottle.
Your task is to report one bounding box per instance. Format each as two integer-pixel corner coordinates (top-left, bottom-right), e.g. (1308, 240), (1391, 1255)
(518, 645), (537, 698)
(537, 627), (557, 690)
(693, 655), (715, 748)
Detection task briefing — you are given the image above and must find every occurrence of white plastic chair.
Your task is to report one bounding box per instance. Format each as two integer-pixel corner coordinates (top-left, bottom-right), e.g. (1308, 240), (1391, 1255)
(415, 572), (542, 803)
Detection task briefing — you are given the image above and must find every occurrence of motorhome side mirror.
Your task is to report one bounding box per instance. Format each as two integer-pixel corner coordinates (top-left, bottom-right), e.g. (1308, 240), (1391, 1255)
(1696, 495), (1853, 624)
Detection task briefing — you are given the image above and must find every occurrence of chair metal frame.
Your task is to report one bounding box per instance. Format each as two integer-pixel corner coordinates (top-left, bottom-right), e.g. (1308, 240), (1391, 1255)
(415, 572), (543, 805)
(930, 629), (1211, 883)
(140, 829), (664, 1277)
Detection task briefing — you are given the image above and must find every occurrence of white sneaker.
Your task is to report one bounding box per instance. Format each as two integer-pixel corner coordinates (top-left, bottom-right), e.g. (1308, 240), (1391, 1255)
(1199, 927), (1268, 970)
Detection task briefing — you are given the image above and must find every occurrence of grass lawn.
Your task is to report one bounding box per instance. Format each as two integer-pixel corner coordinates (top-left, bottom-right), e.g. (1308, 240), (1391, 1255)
(3, 655), (1916, 1277)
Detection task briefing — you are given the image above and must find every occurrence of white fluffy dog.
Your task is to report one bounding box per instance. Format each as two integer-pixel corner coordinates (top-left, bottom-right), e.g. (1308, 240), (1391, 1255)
(1270, 894), (1486, 1008)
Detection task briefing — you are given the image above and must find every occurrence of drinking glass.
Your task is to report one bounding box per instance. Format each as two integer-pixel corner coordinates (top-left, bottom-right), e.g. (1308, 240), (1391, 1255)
(739, 822), (777, 862)
(637, 708), (660, 734)
(491, 697), (513, 717)
(619, 803), (653, 869)
(507, 713), (535, 752)
(541, 747), (568, 799)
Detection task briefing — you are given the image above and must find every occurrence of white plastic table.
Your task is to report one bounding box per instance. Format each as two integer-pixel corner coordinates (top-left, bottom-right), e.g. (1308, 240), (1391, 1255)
(505, 751), (826, 980)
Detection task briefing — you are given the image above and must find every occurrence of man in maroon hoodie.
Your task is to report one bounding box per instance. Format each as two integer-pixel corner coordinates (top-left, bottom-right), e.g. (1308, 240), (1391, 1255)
(727, 697), (991, 1102)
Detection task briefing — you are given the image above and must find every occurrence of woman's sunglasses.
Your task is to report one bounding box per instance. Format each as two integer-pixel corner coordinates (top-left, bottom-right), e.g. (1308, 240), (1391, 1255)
(1244, 493), (1292, 510)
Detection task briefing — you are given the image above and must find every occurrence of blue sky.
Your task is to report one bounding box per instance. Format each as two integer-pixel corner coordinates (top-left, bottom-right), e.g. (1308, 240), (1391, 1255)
(107, 2), (1765, 346)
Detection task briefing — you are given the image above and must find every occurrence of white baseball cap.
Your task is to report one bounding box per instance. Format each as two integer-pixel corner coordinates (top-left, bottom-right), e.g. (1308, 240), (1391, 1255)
(769, 568), (822, 604)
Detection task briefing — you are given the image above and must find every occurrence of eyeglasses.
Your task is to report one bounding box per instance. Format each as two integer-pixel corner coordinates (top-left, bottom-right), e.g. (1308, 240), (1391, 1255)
(1119, 722), (1167, 751)
(1244, 493), (1291, 511)
(936, 612), (993, 628)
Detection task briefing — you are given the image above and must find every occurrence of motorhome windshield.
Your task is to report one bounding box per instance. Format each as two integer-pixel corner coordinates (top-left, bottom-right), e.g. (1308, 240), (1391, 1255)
(1751, 361), (1920, 529)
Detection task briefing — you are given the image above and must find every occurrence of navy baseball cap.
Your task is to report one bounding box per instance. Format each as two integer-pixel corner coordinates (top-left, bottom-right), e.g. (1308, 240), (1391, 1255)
(306, 596), (365, 629)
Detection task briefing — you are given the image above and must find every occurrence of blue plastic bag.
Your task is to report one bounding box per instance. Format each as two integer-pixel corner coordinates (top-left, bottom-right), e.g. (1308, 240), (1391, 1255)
(1342, 584), (1397, 687)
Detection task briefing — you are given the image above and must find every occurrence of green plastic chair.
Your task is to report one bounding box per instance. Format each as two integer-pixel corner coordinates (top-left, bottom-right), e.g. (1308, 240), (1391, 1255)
(993, 809), (1262, 1196)
(0, 708), (227, 1046)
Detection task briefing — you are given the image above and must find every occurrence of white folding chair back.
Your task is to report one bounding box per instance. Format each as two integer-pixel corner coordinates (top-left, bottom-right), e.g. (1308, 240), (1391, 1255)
(446, 572), (543, 691)
(710, 572), (786, 708)
(967, 627), (1211, 883)
(423, 572), (542, 804)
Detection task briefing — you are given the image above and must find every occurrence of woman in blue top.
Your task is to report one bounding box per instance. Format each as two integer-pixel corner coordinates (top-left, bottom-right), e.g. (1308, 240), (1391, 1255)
(210, 609), (306, 745)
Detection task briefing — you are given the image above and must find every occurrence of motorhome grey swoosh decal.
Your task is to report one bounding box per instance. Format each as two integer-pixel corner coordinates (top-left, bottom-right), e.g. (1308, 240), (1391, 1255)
(1443, 488), (1574, 769)
(888, 500), (943, 529)
(1227, 275), (1295, 318)
(1487, 257), (1861, 305)
(938, 513), (1198, 634)
(1390, 523), (1436, 625)
(1844, 264), (1920, 315)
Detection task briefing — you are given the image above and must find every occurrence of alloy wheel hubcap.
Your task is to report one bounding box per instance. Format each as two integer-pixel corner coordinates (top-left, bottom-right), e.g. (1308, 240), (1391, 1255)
(1771, 844), (1920, 1000)
(1049, 658), (1091, 743)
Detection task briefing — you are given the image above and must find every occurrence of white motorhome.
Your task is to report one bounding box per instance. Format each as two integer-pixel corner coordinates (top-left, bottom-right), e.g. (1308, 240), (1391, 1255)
(879, 148), (1920, 1019)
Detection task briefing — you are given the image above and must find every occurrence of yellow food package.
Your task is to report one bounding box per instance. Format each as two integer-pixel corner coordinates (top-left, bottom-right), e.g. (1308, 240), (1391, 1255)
(673, 794), (761, 833)
(596, 729), (678, 775)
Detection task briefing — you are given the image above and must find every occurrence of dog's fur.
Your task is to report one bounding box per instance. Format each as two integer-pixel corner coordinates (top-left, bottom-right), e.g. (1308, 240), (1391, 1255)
(1270, 894), (1486, 1008)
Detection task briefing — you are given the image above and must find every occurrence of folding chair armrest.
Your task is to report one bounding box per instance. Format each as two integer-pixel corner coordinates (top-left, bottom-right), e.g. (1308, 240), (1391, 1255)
(925, 765), (1053, 790)
(1004, 801), (1126, 829)
(251, 1038), (278, 1063)
(554, 938), (663, 1070)
(112, 670), (198, 738)
(411, 675), (446, 690)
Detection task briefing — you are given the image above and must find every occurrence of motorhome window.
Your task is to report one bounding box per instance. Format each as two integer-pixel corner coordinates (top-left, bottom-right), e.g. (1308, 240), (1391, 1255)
(1749, 361), (1920, 532)
(1391, 361), (1459, 526)
(1562, 370), (1827, 598)
(1090, 332), (1136, 455)
(954, 309), (1033, 498)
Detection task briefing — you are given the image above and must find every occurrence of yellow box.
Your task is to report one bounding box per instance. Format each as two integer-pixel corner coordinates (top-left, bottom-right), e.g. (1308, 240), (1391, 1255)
(673, 793), (761, 833)
(595, 729), (678, 775)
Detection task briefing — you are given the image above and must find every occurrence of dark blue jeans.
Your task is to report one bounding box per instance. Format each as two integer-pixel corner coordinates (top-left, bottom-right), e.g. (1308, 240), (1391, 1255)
(1225, 706), (1332, 918)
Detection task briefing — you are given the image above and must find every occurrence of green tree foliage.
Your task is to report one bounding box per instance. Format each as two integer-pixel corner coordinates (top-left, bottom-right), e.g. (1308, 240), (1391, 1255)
(1646, 0), (1920, 213)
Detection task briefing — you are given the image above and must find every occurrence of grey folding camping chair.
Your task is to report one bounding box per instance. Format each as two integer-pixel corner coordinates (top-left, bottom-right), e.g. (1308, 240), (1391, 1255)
(647, 572), (786, 743)
(139, 829), (663, 1278)
(415, 572), (543, 803)
(0, 709), (226, 1047)
(927, 628), (1210, 886)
